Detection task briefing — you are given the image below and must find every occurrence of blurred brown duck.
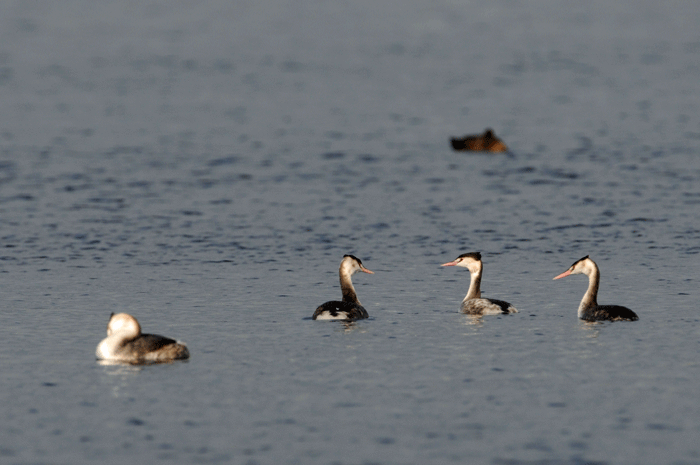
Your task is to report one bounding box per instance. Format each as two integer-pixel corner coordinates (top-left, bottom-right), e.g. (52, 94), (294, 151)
(450, 128), (508, 152)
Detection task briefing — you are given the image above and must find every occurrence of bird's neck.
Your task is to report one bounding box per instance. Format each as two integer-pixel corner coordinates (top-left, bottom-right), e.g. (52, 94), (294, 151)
(578, 266), (600, 317)
(96, 332), (131, 359)
(340, 270), (360, 305)
(463, 270), (482, 302)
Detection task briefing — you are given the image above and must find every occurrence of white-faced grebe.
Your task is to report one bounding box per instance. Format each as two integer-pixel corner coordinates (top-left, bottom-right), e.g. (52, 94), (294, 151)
(312, 255), (374, 320)
(441, 252), (518, 315)
(553, 255), (639, 321)
(96, 313), (190, 363)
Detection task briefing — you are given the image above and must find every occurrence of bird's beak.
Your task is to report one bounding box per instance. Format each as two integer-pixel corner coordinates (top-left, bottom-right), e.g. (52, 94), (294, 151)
(553, 269), (572, 280)
(441, 260), (458, 267)
(361, 266), (374, 274)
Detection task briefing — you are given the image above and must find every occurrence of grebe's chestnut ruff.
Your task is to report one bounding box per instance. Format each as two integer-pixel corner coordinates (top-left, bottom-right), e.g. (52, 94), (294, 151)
(96, 313), (190, 363)
(553, 255), (639, 322)
(441, 252), (518, 315)
(312, 255), (374, 321)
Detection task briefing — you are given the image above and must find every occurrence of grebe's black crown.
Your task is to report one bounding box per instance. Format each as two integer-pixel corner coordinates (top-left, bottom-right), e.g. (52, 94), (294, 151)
(343, 254), (363, 265)
(457, 252), (481, 261)
(571, 255), (590, 267)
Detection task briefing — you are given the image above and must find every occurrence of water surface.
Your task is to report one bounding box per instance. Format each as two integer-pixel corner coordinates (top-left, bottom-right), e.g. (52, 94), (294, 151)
(1, 1), (699, 464)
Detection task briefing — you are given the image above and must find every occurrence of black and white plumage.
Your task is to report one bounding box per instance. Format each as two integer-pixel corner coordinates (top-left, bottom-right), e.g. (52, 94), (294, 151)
(553, 255), (639, 322)
(312, 254), (374, 321)
(96, 313), (190, 363)
(441, 252), (518, 315)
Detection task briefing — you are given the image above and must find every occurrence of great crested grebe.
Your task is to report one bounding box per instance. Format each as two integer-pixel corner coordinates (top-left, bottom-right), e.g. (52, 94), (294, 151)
(553, 255), (639, 322)
(96, 313), (190, 363)
(441, 252), (518, 315)
(312, 254), (374, 320)
(450, 128), (508, 152)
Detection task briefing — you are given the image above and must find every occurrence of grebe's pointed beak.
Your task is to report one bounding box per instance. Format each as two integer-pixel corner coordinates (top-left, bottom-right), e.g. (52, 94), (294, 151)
(441, 260), (458, 267)
(553, 269), (572, 280)
(360, 266), (374, 274)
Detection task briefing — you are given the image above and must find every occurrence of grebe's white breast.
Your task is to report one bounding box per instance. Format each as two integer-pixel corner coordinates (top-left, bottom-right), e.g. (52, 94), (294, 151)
(96, 313), (190, 364)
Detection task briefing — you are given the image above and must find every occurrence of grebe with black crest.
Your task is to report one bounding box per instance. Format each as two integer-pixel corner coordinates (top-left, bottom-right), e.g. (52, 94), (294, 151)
(441, 252), (518, 315)
(553, 255), (639, 322)
(312, 254), (374, 320)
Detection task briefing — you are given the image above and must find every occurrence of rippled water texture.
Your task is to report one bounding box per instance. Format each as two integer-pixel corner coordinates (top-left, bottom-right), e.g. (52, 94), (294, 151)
(1, 1), (699, 464)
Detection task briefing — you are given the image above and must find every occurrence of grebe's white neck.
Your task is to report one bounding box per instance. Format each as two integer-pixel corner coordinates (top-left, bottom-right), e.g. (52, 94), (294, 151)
(575, 259), (600, 317)
(441, 252), (483, 301)
(96, 313), (141, 359)
(338, 254), (374, 304)
(464, 267), (482, 302)
(553, 256), (600, 318)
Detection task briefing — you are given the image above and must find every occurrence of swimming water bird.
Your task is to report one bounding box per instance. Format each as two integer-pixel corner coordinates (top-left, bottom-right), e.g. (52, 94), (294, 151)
(450, 128), (508, 152)
(441, 252), (518, 315)
(96, 313), (190, 363)
(553, 255), (639, 322)
(312, 254), (374, 320)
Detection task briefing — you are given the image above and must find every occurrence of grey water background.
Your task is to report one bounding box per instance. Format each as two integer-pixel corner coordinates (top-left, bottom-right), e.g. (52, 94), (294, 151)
(1, 1), (699, 464)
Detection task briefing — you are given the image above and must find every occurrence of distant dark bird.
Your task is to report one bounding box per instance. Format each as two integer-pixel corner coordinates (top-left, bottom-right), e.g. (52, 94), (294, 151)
(441, 252), (518, 315)
(553, 255), (639, 322)
(450, 128), (508, 152)
(312, 255), (374, 321)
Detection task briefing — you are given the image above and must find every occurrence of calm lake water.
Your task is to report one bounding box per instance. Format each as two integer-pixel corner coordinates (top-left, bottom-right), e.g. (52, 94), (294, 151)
(1, 1), (699, 464)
